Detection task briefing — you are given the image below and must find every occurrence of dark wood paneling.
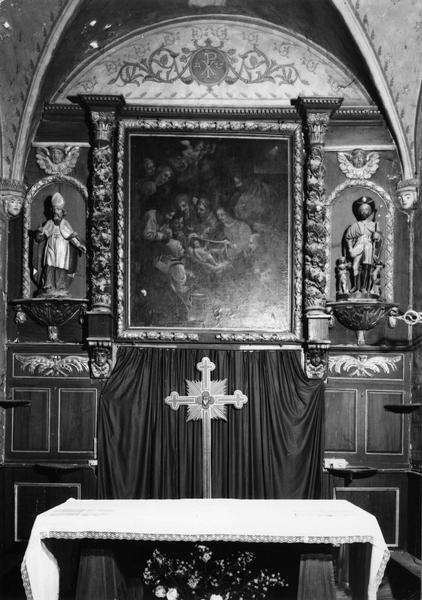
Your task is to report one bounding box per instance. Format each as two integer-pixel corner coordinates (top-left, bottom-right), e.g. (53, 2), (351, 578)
(58, 389), (97, 453)
(407, 472), (422, 558)
(366, 391), (403, 454)
(334, 486), (399, 546)
(0, 465), (97, 553)
(11, 389), (50, 453)
(14, 483), (81, 542)
(324, 388), (357, 452)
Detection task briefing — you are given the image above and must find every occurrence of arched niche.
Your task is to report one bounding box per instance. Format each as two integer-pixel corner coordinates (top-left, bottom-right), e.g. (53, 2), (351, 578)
(327, 181), (395, 303)
(22, 176), (88, 300)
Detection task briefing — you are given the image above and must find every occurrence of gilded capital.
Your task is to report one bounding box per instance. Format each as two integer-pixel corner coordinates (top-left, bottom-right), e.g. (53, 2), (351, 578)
(0, 178), (26, 218)
(306, 112), (330, 146)
(91, 111), (116, 143)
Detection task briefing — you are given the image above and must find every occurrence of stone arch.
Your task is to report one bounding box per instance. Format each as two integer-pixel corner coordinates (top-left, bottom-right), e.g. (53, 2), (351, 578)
(332, 0), (414, 179)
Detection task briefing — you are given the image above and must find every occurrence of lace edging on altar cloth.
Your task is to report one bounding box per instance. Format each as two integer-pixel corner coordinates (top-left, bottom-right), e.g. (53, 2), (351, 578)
(376, 548), (391, 590)
(40, 530), (382, 546)
(40, 531), (390, 585)
(21, 558), (34, 600)
(22, 534), (390, 600)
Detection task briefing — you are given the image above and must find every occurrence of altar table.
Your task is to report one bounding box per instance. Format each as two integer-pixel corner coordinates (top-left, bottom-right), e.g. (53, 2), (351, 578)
(22, 498), (389, 600)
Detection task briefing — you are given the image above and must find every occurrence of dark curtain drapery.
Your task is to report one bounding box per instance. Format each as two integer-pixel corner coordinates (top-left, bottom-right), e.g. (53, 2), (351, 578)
(97, 347), (324, 500)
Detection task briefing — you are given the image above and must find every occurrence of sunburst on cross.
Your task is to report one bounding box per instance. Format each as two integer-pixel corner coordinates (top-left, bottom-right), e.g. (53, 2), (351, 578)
(165, 357), (248, 498)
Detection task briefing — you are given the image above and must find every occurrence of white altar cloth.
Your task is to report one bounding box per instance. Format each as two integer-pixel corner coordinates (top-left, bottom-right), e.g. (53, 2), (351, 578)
(22, 498), (389, 600)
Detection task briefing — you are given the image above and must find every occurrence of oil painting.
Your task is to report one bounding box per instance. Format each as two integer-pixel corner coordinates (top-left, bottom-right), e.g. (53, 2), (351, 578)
(122, 126), (296, 338)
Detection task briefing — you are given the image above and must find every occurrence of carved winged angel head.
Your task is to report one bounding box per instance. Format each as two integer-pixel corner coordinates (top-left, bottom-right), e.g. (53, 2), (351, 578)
(35, 145), (80, 176)
(337, 148), (380, 180)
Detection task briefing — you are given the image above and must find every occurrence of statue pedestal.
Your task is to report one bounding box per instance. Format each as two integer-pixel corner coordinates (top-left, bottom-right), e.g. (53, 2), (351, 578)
(327, 299), (398, 345)
(11, 298), (87, 341)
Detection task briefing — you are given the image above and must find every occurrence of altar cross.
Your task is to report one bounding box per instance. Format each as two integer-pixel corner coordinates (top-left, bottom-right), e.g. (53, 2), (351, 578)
(165, 357), (248, 498)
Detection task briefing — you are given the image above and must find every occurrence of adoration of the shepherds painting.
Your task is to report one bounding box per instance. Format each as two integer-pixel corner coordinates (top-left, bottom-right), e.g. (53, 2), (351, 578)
(127, 134), (291, 332)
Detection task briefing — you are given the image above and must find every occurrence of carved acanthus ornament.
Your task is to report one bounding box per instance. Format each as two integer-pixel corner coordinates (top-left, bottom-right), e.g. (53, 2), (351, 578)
(14, 354), (89, 377)
(294, 98), (342, 350)
(303, 111), (330, 312)
(90, 111), (116, 311)
(328, 354), (402, 378)
(0, 178), (26, 219)
(91, 111), (116, 143)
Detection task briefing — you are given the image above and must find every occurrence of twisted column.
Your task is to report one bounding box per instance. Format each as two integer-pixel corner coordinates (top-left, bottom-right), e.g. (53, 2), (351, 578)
(295, 98), (342, 378)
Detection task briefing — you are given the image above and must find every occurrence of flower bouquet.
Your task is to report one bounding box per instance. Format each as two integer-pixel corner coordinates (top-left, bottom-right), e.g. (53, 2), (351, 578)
(143, 543), (288, 600)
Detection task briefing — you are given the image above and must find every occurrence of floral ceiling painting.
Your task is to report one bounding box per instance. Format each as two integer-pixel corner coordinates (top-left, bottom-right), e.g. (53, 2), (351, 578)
(54, 17), (371, 106)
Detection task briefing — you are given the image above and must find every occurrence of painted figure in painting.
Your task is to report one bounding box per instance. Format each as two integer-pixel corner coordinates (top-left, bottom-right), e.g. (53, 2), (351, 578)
(340, 196), (383, 298)
(34, 192), (86, 297)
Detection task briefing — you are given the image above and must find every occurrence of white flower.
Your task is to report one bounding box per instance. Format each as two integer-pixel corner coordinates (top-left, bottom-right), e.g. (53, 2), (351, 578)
(154, 586), (166, 598)
(188, 576), (199, 589)
(166, 588), (179, 600)
(202, 552), (212, 562)
(210, 595), (223, 600)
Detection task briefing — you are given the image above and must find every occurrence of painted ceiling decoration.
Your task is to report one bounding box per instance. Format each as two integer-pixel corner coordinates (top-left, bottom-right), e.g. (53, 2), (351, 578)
(0, 0), (419, 181)
(54, 17), (372, 106)
(0, 0), (74, 178)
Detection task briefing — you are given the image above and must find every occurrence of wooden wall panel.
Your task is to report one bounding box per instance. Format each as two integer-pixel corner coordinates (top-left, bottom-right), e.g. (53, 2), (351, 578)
(366, 391), (403, 454)
(11, 389), (50, 453)
(14, 482), (81, 542)
(334, 487), (399, 546)
(58, 389), (97, 454)
(324, 389), (357, 452)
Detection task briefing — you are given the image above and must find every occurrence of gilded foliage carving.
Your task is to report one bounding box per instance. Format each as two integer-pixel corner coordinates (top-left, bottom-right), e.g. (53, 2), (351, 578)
(14, 354), (89, 377)
(328, 354), (402, 378)
(90, 117), (116, 310)
(116, 116), (303, 341)
(303, 113), (330, 310)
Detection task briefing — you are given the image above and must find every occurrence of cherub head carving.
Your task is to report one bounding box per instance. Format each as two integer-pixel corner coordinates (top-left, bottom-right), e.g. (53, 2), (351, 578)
(337, 148), (380, 180)
(36, 145), (80, 175)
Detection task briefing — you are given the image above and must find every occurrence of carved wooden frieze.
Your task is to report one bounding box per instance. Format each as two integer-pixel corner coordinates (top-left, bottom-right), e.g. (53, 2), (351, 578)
(328, 354), (403, 379)
(13, 354), (89, 378)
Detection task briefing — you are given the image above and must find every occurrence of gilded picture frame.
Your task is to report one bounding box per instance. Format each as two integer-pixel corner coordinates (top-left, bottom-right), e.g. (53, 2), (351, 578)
(116, 117), (303, 343)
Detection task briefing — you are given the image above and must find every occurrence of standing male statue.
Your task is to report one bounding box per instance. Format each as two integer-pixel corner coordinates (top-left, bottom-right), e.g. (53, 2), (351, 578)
(34, 192), (86, 297)
(342, 196), (382, 294)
